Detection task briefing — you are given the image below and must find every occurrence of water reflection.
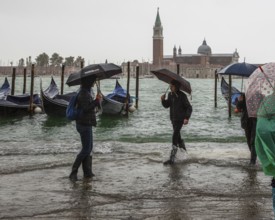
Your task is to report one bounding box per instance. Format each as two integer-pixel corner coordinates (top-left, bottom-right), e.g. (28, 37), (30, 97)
(97, 114), (125, 128)
(70, 180), (93, 219)
(239, 167), (261, 219)
(165, 164), (190, 220)
(41, 116), (70, 128)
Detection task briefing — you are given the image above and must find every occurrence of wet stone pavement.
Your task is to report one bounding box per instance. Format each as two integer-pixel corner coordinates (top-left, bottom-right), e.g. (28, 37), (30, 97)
(0, 142), (274, 220)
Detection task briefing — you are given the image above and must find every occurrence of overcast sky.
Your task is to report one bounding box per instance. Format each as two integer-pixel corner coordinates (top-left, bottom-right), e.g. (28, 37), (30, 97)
(1, 0), (274, 65)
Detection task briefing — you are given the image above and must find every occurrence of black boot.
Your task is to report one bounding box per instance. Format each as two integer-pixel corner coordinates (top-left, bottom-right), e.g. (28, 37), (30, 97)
(82, 156), (95, 178)
(163, 145), (178, 165)
(69, 156), (82, 182)
(178, 139), (187, 151)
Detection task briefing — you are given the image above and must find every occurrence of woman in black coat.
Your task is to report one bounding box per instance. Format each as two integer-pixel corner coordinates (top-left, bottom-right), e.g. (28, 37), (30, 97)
(161, 80), (192, 165)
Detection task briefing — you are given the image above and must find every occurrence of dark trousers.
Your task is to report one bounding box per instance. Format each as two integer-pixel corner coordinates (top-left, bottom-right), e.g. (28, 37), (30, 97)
(172, 121), (183, 146)
(244, 118), (257, 163)
(76, 123), (93, 161)
(71, 123), (93, 171)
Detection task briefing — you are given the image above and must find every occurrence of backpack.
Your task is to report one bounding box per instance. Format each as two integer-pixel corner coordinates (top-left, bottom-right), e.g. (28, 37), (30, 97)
(66, 92), (82, 120)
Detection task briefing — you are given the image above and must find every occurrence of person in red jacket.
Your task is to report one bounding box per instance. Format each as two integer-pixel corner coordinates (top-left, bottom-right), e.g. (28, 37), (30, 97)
(161, 80), (193, 165)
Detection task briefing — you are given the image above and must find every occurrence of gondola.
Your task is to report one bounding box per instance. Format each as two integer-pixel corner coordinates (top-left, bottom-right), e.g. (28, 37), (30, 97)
(101, 80), (135, 115)
(221, 76), (242, 108)
(40, 77), (77, 117)
(0, 77), (11, 100)
(0, 93), (42, 116)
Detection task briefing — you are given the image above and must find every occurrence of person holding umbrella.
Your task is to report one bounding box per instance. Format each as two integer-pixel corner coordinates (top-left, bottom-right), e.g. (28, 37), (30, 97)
(161, 79), (192, 165)
(69, 77), (102, 181)
(66, 63), (121, 181)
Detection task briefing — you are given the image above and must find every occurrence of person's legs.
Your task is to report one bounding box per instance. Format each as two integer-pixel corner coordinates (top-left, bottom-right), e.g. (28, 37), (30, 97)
(173, 121), (186, 151)
(69, 124), (92, 181)
(82, 155), (94, 178)
(244, 127), (251, 152)
(172, 122), (183, 146)
(82, 128), (94, 178)
(250, 118), (257, 164)
(164, 122), (183, 165)
(163, 145), (177, 165)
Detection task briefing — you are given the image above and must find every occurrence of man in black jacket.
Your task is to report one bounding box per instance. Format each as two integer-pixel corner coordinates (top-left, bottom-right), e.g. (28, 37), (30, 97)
(161, 80), (192, 165)
(69, 78), (101, 181)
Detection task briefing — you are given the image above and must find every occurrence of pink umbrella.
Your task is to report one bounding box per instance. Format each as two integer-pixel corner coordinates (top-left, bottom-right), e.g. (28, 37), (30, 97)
(246, 62), (275, 117)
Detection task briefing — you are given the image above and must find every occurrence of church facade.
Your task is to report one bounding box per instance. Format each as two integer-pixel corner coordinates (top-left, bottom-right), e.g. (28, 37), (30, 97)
(122, 9), (239, 78)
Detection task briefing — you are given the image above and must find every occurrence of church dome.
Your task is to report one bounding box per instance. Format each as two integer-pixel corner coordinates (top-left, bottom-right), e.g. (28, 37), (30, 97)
(197, 39), (212, 55)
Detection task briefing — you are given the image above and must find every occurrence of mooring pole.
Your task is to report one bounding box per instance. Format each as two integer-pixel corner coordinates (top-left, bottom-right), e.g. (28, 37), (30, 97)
(177, 64), (180, 75)
(61, 64), (65, 95)
(135, 65), (139, 109)
(228, 75), (232, 118)
(125, 61), (130, 117)
(23, 67), (27, 94)
(214, 69), (217, 108)
(11, 67), (16, 95)
(29, 64), (35, 115)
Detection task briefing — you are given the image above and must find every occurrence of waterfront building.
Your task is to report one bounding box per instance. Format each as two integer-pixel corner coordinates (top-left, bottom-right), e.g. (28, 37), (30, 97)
(122, 8), (239, 78)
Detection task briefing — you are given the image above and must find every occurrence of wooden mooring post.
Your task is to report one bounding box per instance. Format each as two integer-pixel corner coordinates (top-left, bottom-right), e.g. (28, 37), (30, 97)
(61, 64), (65, 95)
(125, 61), (130, 117)
(23, 68), (27, 94)
(135, 65), (139, 109)
(29, 64), (35, 115)
(11, 67), (16, 95)
(214, 69), (218, 108)
(228, 75), (232, 118)
(177, 64), (180, 75)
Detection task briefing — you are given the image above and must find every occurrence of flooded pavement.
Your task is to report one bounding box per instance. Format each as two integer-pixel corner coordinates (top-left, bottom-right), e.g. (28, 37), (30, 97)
(0, 78), (274, 219)
(0, 142), (273, 220)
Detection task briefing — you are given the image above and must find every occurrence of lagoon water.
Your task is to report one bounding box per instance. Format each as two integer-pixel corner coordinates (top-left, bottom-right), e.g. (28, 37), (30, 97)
(0, 76), (273, 219)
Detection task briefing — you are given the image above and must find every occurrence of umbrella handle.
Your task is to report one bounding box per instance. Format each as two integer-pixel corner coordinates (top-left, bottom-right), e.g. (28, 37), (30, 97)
(164, 85), (169, 95)
(95, 81), (103, 114)
(95, 81), (102, 95)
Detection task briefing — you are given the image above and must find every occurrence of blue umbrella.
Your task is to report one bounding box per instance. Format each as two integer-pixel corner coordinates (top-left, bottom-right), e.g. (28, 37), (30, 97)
(218, 62), (258, 77)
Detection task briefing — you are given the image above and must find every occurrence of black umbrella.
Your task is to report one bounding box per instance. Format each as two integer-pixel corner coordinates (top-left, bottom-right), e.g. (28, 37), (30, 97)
(218, 62), (257, 77)
(151, 68), (192, 94)
(66, 63), (122, 86)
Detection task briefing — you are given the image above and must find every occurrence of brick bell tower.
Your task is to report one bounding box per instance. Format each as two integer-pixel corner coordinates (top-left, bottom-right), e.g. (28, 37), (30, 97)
(153, 8), (163, 66)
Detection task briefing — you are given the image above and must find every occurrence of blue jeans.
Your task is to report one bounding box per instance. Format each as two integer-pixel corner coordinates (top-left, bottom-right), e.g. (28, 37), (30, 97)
(76, 123), (93, 161)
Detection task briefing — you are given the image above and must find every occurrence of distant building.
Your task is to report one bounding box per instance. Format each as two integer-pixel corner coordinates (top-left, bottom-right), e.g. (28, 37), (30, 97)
(122, 8), (240, 78)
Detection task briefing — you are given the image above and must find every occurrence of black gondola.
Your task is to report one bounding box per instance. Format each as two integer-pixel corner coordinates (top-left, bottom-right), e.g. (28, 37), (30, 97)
(0, 93), (42, 116)
(220, 76), (242, 108)
(40, 77), (77, 117)
(0, 77), (11, 100)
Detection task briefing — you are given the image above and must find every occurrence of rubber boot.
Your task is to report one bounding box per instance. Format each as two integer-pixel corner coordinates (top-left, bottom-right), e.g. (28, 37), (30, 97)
(178, 139), (187, 152)
(82, 155), (95, 178)
(69, 156), (82, 182)
(163, 145), (178, 165)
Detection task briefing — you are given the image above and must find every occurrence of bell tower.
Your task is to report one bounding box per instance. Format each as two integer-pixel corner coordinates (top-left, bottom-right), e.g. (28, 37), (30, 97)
(153, 8), (163, 66)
